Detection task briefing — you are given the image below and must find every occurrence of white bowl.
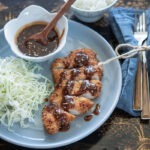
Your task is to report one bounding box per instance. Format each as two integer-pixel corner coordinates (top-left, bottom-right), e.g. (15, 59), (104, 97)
(4, 5), (68, 62)
(64, 0), (118, 23)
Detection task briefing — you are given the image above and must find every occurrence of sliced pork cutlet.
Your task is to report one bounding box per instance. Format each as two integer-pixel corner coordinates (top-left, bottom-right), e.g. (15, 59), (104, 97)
(43, 48), (103, 135)
(51, 48), (99, 69)
(57, 80), (102, 100)
(50, 89), (94, 115)
(52, 65), (103, 84)
(42, 103), (76, 134)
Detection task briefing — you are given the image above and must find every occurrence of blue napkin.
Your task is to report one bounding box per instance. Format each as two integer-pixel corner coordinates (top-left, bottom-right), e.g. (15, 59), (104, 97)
(109, 8), (150, 116)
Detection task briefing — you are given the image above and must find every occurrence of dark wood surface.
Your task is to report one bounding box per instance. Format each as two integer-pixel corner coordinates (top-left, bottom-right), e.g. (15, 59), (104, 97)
(0, 0), (150, 149)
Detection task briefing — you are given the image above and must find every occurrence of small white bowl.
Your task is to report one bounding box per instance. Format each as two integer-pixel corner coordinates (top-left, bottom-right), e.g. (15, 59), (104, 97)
(4, 5), (68, 62)
(64, 0), (118, 23)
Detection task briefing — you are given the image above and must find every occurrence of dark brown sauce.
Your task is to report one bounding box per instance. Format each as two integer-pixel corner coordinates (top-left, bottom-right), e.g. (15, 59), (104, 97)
(93, 104), (100, 115)
(63, 59), (70, 69)
(47, 102), (58, 112)
(47, 103), (70, 132)
(84, 115), (93, 121)
(71, 68), (80, 80)
(59, 118), (70, 132)
(44, 98), (49, 102)
(63, 81), (74, 95)
(77, 80), (97, 96)
(16, 22), (59, 57)
(61, 95), (74, 111)
(84, 104), (100, 122)
(84, 66), (96, 80)
(56, 71), (67, 88)
(74, 52), (89, 67)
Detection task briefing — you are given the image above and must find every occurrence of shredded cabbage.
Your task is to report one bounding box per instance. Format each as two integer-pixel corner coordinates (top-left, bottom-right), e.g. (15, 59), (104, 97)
(0, 57), (53, 128)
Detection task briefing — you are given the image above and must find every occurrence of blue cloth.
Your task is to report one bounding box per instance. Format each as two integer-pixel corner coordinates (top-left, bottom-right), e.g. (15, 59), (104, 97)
(109, 8), (150, 116)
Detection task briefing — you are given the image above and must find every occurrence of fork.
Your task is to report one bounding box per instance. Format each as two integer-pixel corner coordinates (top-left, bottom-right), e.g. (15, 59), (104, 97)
(133, 13), (146, 111)
(133, 12), (150, 119)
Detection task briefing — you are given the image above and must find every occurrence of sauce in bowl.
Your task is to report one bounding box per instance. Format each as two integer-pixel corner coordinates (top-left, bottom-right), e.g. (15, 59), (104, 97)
(16, 22), (59, 57)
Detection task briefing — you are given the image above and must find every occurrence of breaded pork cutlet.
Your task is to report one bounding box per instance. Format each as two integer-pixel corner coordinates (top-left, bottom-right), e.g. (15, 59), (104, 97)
(50, 89), (94, 115)
(51, 48), (99, 69)
(52, 65), (103, 84)
(42, 48), (103, 134)
(60, 80), (102, 99)
(42, 104), (76, 134)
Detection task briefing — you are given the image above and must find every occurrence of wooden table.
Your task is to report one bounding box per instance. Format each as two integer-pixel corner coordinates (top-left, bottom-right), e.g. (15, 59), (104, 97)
(0, 0), (150, 149)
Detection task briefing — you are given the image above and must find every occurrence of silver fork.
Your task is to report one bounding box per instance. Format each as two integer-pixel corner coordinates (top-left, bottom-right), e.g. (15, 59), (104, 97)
(133, 13), (146, 111)
(133, 12), (150, 119)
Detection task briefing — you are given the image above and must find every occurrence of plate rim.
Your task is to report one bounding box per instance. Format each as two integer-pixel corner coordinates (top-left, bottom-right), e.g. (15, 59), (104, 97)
(0, 20), (122, 149)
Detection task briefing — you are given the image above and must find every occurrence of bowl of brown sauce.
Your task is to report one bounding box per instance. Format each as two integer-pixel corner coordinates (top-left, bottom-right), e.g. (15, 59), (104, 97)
(4, 5), (68, 62)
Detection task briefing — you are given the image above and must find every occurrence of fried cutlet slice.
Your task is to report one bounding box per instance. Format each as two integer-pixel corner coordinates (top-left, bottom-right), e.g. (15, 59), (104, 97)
(51, 48), (99, 69)
(51, 58), (65, 69)
(56, 80), (102, 99)
(50, 90), (94, 115)
(42, 104), (76, 134)
(52, 65), (103, 84)
(62, 95), (94, 115)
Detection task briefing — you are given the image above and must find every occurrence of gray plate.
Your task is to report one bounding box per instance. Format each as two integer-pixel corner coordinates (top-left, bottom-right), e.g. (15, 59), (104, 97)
(0, 20), (122, 149)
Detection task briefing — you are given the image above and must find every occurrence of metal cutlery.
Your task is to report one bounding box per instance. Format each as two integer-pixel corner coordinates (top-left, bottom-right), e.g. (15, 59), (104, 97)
(142, 41), (150, 119)
(133, 12), (150, 119)
(133, 13), (147, 111)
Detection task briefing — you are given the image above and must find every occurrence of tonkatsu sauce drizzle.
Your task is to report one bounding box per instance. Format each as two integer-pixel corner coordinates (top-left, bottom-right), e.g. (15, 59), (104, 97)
(77, 80), (97, 96)
(47, 103), (70, 131)
(57, 71), (67, 88)
(93, 104), (100, 115)
(84, 66), (96, 80)
(63, 81), (74, 95)
(62, 95), (75, 111)
(71, 68), (80, 80)
(84, 103), (100, 122)
(75, 52), (89, 67)
(84, 115), (93, 121)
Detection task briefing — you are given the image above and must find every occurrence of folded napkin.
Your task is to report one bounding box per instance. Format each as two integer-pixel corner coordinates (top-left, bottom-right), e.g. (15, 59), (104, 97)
(109, 8), (150, 116)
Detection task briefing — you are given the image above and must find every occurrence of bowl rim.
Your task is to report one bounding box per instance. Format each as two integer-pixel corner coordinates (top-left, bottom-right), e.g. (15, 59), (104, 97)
(4, 5), (68, 62)
(64, 0), (118, 12)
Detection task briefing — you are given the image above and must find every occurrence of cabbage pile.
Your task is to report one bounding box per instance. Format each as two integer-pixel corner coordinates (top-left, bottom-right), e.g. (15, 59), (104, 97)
(0, 57), (53, 128)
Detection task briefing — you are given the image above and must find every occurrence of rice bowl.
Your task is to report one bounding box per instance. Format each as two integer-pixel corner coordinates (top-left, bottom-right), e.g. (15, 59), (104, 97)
(64, 0), (118, 23)
(73, 0), (114, 11)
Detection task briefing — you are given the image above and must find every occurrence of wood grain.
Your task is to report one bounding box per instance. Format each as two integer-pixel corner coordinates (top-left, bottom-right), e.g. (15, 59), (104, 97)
(0, 0), (150, 150)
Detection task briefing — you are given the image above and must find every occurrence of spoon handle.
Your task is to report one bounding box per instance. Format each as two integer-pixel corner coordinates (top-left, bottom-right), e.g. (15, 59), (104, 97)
(43, 0), (76, 36)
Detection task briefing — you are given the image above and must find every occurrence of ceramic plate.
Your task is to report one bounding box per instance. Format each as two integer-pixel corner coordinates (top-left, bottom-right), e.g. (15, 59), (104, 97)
(0, 20), (122, 149)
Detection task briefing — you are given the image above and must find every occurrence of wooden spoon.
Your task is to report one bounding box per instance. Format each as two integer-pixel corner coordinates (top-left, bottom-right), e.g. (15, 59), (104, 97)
(26, 0), (75, 45)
